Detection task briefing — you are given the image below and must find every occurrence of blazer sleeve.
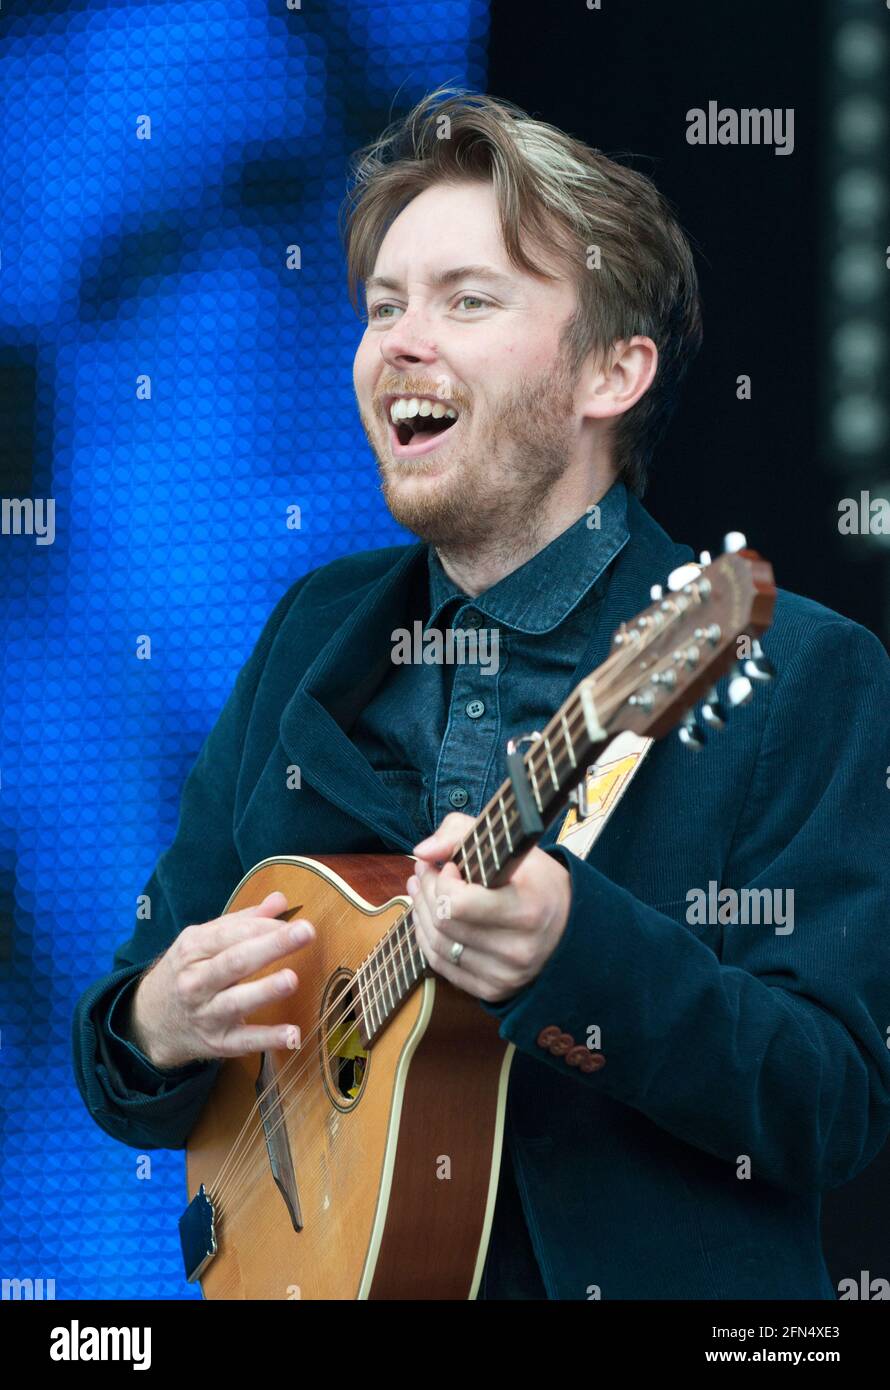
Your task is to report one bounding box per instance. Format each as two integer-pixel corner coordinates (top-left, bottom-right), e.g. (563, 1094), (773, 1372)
(71, 574), (308, 1151)
(481, 618), (890, 1197)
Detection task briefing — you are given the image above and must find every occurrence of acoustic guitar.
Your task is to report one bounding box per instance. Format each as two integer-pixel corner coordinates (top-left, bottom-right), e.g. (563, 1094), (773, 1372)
(180, 537), (776, 1299)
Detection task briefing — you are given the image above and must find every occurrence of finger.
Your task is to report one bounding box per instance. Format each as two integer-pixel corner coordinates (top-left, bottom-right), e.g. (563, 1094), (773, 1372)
(412, 911), (499, 998)
(426, 860), (521, 927)
(194, 909), (303, 959)
(412, 813), (476, 863)
(408, 873), (435, 937)
(185, 891), (293, 960)
(200, 917), (315, 996)
(215, 1021), (304, 1058)
(213, 967), (299, 1022)
(410, 874), (518, 966)
(232, 890), (290, 920)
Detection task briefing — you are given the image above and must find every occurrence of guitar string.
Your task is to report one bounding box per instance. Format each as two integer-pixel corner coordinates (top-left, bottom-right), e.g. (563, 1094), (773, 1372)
(208, 622), (707, 1215)
(206, 594), (713, 1211)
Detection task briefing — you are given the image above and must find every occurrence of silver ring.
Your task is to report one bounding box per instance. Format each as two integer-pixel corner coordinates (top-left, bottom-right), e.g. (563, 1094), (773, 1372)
(449, 940), (465, 966)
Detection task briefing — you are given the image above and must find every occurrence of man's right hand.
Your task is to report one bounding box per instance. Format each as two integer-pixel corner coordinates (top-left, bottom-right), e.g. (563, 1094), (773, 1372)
(124, 890), (315, 1070)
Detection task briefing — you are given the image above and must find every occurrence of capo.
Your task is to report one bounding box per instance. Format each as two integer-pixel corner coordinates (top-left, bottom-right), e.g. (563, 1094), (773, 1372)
(506, 733), (545, 836)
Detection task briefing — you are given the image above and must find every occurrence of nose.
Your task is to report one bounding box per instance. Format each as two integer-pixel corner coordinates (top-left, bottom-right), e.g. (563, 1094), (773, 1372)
(379, 310), (439, 373)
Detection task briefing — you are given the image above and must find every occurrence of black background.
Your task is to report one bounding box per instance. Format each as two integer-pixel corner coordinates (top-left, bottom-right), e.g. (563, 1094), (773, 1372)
(488, 0), (888, 1292)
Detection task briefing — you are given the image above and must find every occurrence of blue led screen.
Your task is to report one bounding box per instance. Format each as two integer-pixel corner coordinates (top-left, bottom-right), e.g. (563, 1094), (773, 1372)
(0, 0), (488, 1299)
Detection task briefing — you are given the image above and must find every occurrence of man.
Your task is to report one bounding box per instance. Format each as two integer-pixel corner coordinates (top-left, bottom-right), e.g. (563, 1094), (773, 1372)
(73, 88), (890, 1300)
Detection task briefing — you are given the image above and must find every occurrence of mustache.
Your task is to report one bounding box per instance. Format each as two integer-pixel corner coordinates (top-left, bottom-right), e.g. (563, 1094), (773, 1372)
(371, 377), (471, 410)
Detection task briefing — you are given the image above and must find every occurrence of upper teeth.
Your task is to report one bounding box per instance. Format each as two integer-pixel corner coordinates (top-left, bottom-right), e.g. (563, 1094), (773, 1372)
(389, 397), (458, 424)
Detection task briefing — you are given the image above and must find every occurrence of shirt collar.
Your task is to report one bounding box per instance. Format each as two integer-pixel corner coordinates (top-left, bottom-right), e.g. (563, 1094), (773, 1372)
(426, 478), (630, 635)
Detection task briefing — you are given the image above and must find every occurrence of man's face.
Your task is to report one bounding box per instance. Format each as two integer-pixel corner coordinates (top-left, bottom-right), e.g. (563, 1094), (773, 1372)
(352, 180), (585, 554)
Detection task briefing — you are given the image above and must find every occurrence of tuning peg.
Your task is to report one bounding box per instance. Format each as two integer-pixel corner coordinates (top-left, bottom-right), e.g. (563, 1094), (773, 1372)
(649, 583), (664, 601)
(741, 639), (775, 682)
(701, 685), (727, 729)
(727, 664), (754, 706)
(678, 711), (706, 750)
(698, 550), (712, 566)
(667, 562), (703, 592)
(723, 531), (747, 554)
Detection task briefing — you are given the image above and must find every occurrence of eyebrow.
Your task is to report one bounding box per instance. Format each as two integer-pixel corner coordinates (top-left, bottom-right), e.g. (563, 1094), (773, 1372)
(364, 264), (515, 295)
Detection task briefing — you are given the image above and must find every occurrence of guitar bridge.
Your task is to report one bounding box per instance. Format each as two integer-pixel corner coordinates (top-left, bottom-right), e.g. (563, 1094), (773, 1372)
(179, 1184), (218, 1283)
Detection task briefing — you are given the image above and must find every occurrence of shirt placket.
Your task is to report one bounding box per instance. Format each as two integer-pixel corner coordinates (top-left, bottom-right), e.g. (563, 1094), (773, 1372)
(432, 605), (505, 826)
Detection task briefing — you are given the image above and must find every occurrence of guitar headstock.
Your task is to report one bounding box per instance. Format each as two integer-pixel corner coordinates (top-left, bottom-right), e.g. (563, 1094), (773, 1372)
(590, 535), (776, 746)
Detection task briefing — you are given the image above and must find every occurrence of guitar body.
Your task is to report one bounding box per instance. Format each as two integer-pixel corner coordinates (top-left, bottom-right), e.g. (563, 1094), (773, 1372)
(185, 854), (514, 1300)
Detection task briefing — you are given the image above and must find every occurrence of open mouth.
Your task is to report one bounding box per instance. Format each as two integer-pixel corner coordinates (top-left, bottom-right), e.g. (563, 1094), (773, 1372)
(385, 395), (461, 454)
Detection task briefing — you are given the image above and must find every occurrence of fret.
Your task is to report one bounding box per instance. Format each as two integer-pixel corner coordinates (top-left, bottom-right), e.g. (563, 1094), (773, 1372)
(460, 841), (471, 882)
(385, 934), (398, 1010)
(373, 945), (387, 1027)
(485, 808), (501, 872)
(543, 734), (559, 789)
(394, 919), (409, 991)
(472, 823), (489, 887)
(406, 914), (419, 979)
(561, 708), (577, 768)
(498, 793), (514, 852)
(527, 755), (544, 812)
(356, 959), (371, 1039)
(365, 953), (381, 1033)
(411, 912), (426, 971)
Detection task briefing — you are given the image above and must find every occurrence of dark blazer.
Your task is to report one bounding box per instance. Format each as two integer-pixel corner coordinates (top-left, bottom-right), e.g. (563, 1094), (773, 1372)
(72, 492), (890, 1299)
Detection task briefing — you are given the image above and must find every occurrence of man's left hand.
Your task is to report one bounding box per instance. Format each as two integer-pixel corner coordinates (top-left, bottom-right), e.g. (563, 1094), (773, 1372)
(408, 812), (572, 1003)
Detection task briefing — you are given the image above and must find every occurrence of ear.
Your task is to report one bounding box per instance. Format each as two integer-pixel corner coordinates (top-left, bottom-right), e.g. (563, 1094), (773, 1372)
(580, 336), (659, 422)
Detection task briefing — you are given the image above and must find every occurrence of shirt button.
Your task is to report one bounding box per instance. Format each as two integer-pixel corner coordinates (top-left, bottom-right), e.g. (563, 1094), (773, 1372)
(449, 787), (469, 809)
(462, 610), (481, 628)
(465, 699), (485, 720)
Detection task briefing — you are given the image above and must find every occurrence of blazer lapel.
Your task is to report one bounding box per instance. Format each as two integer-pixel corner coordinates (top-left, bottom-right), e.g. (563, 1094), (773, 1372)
(278, 542), (430, 851)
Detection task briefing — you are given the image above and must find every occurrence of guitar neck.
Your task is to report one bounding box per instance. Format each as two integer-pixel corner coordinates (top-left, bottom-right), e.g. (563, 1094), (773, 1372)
(452, 685), (610, 889)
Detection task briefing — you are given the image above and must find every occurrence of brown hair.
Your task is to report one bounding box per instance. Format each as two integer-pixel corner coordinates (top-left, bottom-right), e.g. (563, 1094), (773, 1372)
(340, 87), (703, 496)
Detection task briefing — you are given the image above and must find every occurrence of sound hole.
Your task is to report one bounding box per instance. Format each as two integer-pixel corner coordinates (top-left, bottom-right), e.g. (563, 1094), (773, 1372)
(321, 970), (368, 1110)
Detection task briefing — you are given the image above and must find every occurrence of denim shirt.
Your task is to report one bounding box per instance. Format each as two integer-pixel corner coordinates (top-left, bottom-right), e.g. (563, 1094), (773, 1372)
(349, 482), (630, 842)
